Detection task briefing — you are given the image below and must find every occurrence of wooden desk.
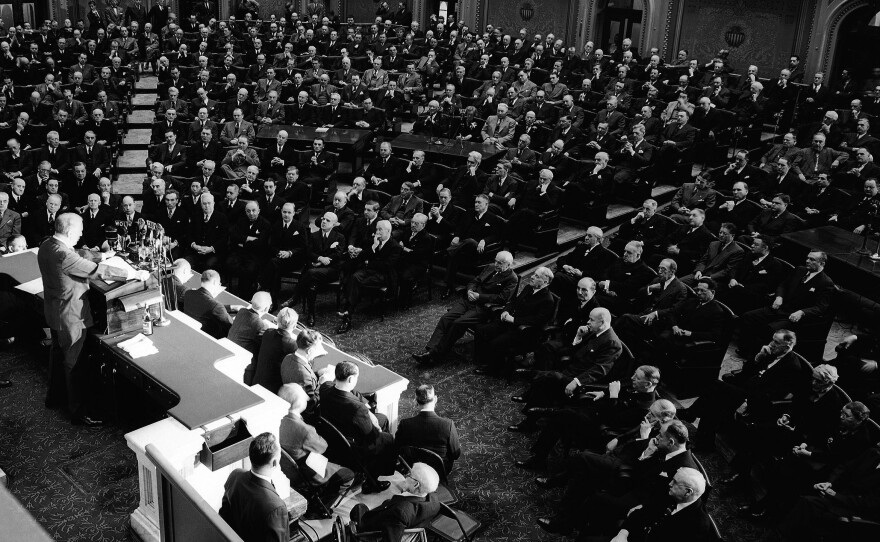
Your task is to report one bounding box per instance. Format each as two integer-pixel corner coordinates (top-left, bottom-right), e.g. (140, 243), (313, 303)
(255, 125), (372, 170)
(392, 133), (508, 163)
(779, 226), (880, 302)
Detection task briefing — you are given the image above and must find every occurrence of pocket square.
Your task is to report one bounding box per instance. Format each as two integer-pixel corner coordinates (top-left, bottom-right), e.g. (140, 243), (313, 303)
(330, 242), (339, 248)
(809, 287), (815, 292)
(758, 270), (767, 274)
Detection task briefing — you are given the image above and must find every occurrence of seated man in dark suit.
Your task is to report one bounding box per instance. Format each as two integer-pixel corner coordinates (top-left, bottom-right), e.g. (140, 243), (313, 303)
(743, 193), (803, 244)
(618, 277), (726, 363)
(549, 226), (617, 301)
(686, 329), (813, 450)
(649, 208), (715, 276)
(737, 250), (836, 358)
(413, 251), (518, 365)
(513, 365), (661, 469)
(680, 223), (744, 287)
(348, 462), (442, 540)
(716, 236), (785, 315)
(319, 361), (396, 493)
(183, 269), (233, 339)
(396, 213), (433, 306)
(186, 192), (229, 272)
(504, 169), (562, 255)
(336, 220), (402, 334)
(510, 307), (624, 430)
(219, 432), (289, 542)
(227, 291), (271, 372)
(265, 202), (309, 300)
(442, 194), (503, 296)
(603, 467), (713, 542)
(226, 201), (272, 298)
(473, 266), (558, 376)
(395, 384), (462, 474)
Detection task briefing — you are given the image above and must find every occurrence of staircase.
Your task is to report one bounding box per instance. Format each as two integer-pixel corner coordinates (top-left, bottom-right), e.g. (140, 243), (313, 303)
(114, 75), (158, 210)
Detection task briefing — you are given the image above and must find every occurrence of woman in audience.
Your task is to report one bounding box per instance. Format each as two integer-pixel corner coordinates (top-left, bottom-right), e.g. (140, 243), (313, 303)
(280, 329), (333, 416)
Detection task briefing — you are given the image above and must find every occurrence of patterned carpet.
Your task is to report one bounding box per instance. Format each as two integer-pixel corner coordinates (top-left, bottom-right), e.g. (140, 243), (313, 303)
(0, 287), (854, 541)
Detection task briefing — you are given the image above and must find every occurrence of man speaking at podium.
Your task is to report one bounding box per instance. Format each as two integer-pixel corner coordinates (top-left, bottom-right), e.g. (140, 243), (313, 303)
(38, 212), (150, 425)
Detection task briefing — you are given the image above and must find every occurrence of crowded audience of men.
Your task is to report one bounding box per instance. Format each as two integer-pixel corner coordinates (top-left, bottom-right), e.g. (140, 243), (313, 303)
(4, 10), (880, 542)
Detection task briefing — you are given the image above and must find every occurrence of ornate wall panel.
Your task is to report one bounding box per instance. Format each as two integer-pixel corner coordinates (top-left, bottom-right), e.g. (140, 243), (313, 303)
(677, 0), (802, 75)
(484, 0), (575, 44)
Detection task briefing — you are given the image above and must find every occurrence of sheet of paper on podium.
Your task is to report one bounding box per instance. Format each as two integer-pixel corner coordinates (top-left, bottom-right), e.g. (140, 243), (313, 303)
(15, 277), (44, 295)
(102, 255), (139, 284)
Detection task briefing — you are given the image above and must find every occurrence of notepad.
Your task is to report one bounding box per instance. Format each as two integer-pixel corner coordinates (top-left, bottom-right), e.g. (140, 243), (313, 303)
(305, 452), (328, 478)
(102, 255), (138, 284)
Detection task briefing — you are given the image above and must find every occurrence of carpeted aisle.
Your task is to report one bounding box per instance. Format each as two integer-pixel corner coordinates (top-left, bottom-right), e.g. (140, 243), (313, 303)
(0, 290), (785, 541)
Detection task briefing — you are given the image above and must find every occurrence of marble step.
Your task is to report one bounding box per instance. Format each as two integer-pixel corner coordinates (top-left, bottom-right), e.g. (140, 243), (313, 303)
(117, 149), (148, 171)
(127, 109), (156, 126)
(123, 128), (152, 147)
(135, 75), (158, 90)
(132, 93), (157, 107)
(114, 173), (144, 197)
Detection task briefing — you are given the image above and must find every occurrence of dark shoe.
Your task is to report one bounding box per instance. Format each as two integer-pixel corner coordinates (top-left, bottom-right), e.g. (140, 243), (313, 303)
(510, 395), (527, 403)
(525, 406), (559, 417)
(336, 315), (351, 334)
(535, 476), (563, 489)
(412, 351), (435, 364)
(440, 288), (454, 300)
(473, 367), (497, 376)
(360, 480), (390, 494)
(72, 415), (105, 427)
(306, 313), (316, 327)
(514, 456), (547, 471)
(508, 420), (538, 433)
(536, 518), (571, 535)
(514, 368), (535, 378)
(0, 379), (11, 388)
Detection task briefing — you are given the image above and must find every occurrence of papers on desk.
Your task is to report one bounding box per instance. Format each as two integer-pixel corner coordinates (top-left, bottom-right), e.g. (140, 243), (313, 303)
(117, 333), (159, 359)
(305, 452), (328, 478)
(102, 255), (138, 283)
(315, 127), (329, 133)
(15, 277), (44, 295)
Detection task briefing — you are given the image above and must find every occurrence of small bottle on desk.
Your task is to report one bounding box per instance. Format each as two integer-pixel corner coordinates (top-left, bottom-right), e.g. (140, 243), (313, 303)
(142, 307), (153, 336)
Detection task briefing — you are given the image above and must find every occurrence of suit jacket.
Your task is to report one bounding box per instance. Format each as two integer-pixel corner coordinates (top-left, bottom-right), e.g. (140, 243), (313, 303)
(37, 237), (128, 335)
(253, 328), (297, 392)
(660, 122), (698, 150)
(641, 276), (689, 314)
(317, 105), (347, 127)
(319, 386), (383, 447)
(747, 209), (802, 240)
(380, 195), (424, 225)
(148, 142), (187, 172)
(558, 243), (618, 280)
(622, 496), (714, 542)
(262, 143), (298, 176)
(187, 140), (223, 167)
(0, 209), (22, 245)
(151, 120), (187, 144)
(156, 205), (189, 246)
(454, 210), (502, 244)
(777, 267), (835, 319)
(270, 220), (309, 260)
(228, 307), (269, 363)
(287, 102), (314, 125)
(220, 120), (256, 145)
(395, 411), (461, 472)
(35, 146), (70, 174)
(218, 470), (288, 542)
(189, 211), (229, 254)
(592, 108), (627, 136)
(218, 198), (247, 224)
(660, 298), (726, 342)
(253, 194), (286, 222)
(72, 143), (111, 175)
(183, 286), (233, 339)
(564, 327), (624, 384)
(665, 224), (714, 264)
(671, 183), (716, 212)
(255, 101), (285, 125)
(618, 213), (670, 251)
(481, 115), (517, 145)
(601, 259), (656, 300)
(693, 240), (744, 281)
(356, 494), (441, 542)
(308, 229), (346, 267)
(229, 215), (271, 258)
(709, 198), (761, 233)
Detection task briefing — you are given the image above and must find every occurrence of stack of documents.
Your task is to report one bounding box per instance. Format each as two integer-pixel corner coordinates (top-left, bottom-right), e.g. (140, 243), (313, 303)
(117, 333), (159, 359)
